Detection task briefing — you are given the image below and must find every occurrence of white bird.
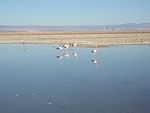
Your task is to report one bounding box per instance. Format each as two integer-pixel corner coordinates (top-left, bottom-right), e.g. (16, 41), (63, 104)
(91, 45), (99, 54)
(91, 49), (98, 54)
(91, 59), (98, 64)
(63, 44), (69, 48)
(72, 42), (77, 47)
(56, 46), (63, 50)
(91, 59), (99, 68)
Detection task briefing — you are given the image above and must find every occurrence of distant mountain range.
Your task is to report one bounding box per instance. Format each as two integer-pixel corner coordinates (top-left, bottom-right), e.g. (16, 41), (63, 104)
(0, 23), (150, 33)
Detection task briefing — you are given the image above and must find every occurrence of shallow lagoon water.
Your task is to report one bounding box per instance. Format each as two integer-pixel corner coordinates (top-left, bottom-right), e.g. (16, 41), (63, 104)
(0, 44), (150, 113)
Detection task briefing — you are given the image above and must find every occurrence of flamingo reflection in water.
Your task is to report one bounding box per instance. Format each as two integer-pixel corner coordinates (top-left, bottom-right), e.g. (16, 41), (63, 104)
(56, 56), (64, 59)
(21, 41), (29, 52)
(22, 47), (29, 52)
(63, 52), (70, 57)
(56, 52), (70, 60)
(72, 52), (78, 61)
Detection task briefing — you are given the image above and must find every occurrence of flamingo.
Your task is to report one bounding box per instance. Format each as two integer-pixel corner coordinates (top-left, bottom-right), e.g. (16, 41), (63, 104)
(91, 59), (99, 68)
(91, 59), (98, 64)
(56, 46), (63, 50)
(63, 44), (69, 49)
(72, 42), (77, 47)
(91, 45), (99, 54)
(91, 49), (98, 54)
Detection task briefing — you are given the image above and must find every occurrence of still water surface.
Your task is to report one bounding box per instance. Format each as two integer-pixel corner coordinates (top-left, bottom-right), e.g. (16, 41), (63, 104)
(0, 44), (150, 113)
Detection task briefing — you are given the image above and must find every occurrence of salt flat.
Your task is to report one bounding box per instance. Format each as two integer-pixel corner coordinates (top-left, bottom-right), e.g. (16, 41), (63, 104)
(0, 31), (150, 47)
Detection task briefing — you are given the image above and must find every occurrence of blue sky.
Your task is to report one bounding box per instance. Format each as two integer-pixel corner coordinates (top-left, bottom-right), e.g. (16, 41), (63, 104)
(0, 0), (150, 25)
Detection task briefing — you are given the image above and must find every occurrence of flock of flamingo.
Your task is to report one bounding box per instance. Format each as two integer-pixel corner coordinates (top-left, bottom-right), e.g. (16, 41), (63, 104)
(56, 42), (100, 68)
(21, 41), (100, 68)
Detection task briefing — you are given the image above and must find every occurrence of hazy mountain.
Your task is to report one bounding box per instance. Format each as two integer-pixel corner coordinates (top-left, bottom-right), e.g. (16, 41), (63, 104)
(0, 23), (150, 33)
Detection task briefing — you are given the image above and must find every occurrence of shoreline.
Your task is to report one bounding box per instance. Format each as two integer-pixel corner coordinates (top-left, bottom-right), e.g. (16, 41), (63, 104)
(0, 31), (150, 47)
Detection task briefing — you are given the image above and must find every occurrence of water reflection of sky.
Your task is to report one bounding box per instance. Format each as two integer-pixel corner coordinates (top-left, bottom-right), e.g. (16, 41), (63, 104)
(0, 44), (150, 113)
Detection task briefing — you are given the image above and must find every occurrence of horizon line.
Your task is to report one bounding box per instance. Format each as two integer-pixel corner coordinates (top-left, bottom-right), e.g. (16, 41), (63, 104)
(1, 22), (150, 26)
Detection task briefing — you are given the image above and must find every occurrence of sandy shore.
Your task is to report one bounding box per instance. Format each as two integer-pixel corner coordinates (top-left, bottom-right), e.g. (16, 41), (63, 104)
(0, 31), (150, 47)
